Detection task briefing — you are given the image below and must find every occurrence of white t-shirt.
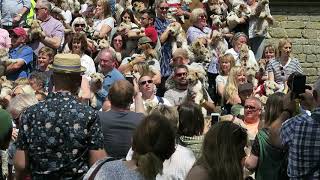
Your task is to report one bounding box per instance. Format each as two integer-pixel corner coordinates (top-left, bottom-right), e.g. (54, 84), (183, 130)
(215, 75), (228, 89)
(93, 17), (115, 33)
(81, 54), (96, 77)
(225, 48), (258, 67)
(126, 144), (196, 180)
(130, 95), (172, 111)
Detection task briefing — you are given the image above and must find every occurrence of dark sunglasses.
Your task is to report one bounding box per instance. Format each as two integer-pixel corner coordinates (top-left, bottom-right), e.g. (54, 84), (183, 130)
(244, 105), (260, 111)
(199, 15), (207, 19)
(159, 7), (169, 11)
(75, 24), (85, 27)
(139, 79), (153, 85)
(175, 72), (187, 77)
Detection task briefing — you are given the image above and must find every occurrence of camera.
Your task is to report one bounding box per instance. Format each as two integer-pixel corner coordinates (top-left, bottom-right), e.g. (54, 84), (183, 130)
(211, 113), (220, 124)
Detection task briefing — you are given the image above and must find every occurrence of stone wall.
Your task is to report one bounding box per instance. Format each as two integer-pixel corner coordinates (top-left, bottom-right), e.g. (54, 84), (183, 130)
(267, 3), (320, 84)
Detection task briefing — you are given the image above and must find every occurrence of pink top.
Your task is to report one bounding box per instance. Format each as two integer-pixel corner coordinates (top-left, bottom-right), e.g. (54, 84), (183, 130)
(0, 28), (11, 49)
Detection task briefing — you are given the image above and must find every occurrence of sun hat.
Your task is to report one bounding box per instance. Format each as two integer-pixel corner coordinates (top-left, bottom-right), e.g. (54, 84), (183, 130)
(48, 53), (86, 73)
(138, 36), (152, 45)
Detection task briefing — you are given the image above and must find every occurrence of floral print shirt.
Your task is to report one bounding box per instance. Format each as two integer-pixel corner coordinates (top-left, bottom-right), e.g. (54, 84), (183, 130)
(16, 92), (104, 179)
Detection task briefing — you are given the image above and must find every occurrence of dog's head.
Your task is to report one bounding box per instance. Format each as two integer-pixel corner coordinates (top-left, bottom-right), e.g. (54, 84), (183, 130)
(167, 22), (182, 37)
(30, 19), (42, 29)
(239, 44), (249, 63)
(260, 0), (269, 5)
(237, 4), (250, 16)
(187, 65), (207, 85)
(90, 72), (104, 83)
(264, 80), (279, 96)
(0, 48), (9, 62)
(0, 76), (13, 89)
(210, 15), (223, 27)
(191, 38), (211, 63)
(132, 1), (146, 13)
(258, 58), (267, 72)
(97, 39), (110, 50)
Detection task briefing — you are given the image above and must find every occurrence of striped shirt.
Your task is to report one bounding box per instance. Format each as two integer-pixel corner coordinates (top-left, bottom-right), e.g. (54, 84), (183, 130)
(266, 58), (303, 84)
(280, 108), (320, 179)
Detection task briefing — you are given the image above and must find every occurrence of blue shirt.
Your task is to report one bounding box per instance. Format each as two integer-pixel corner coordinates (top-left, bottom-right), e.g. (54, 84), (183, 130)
(155, 17), (172, 77)
(8, 44), (33, 80)
(280, 107), (320, 179)
(96, 68), (124, 109)
(1, 0), (31, 26)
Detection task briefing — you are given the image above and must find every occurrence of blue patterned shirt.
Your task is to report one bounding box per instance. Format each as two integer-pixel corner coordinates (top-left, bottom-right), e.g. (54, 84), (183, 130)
(280, 107), (320, 179)
(16, 92), (104, 179)
(155, 17), (172, 77)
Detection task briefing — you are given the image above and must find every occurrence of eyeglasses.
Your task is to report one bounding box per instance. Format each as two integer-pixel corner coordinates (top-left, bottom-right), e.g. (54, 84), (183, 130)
(175, 72), (187, 77)
(244, 105), (260, 111)
(75, 24), (85, 27)
(139, 79), (153, 85)
(159, 7), (169, 11)
(279, 66), (285, 76)
(113, 39), (122, 42)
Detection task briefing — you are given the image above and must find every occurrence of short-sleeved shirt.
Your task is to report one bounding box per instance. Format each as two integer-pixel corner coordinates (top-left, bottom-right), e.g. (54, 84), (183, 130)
(93, 17), (115, 36)
(15, 92), (104, 179)
(1, 0), (31, 26)
(280, 108), (320, 179)
(30, 16), (64, 56)
(80, 54), (96, 77)
(99, 110), (143, 159)
(266, 58), (303, 84)
(8, 44), (33, 80)
(186, 26), (212, 45)
(224, 48), (258, 67)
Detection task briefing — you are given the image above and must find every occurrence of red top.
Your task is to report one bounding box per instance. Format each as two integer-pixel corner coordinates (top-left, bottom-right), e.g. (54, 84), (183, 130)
(144, 26), (158, 45)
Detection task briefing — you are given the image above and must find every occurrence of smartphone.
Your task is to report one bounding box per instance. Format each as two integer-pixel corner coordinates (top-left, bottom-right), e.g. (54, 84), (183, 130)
(126, 75), (134, 84)
(292, 74), (306, 96)
(211, 113), (220, 124)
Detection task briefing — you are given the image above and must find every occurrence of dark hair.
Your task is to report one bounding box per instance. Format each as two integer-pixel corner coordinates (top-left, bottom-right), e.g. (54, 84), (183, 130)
(141, 9), (156, 23)
(132, 113), (176, 179)
(177, 102), (204, 136)
(264, 92), (285, 126)
(173, 64), (189, 74)
(287, 72), (304, 91)
(111, 32), (126, 49)
(120, 9), (135, 23)
(197, 121), (248, 180)
(68, 33), (88, 53)
(108, 80), (134, 109)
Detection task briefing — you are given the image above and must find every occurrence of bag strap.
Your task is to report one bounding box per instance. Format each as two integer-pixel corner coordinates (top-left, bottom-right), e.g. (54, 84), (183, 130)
(156, 96), (164, 104)
(84, 157), (115, 180)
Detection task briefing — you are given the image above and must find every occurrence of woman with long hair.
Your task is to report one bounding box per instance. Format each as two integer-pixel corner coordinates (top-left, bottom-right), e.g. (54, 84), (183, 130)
(223, 66), (247, 114)
(177, 102), (205, 158)
(187, 121), (248, 180)
(216, 54), (236, 98)
(267, 38), (303, 90)
(85, 113), (176, 180)
(93, 0), (115, 39)
(245, 92), (289, 180)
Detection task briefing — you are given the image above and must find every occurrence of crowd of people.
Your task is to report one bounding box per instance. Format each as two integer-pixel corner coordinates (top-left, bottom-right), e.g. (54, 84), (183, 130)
(0, 0), (319, 179)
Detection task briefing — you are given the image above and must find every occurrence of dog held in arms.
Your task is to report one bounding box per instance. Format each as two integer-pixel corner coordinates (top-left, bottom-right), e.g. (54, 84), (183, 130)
(78, 72), (104, 108)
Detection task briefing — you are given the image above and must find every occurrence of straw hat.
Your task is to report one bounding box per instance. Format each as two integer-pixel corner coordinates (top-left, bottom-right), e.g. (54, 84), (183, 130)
(49, 53), (86, 73)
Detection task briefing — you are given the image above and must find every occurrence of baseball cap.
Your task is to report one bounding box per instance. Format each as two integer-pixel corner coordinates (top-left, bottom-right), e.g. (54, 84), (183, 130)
(9, 27), (27, 37)
(138, 36), (152, 45)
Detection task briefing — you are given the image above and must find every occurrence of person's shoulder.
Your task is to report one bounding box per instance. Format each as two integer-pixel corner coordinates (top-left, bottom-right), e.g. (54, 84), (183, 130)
(50, 16), (64, 26)
(176, 144), (196, 157)
(110, 68), (124, 78)
(282, 113), (308, 130)
(186, 165), (210, 180)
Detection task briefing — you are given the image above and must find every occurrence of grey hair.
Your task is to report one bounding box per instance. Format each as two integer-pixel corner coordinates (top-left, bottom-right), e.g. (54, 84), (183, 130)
(95, 47), (117, 63)
(71, 17), (88, 31)
(190, 8), (206, 24)
(232, 32), (248, 45)
(38, 0), (52, 10)
(7, 94), (38, 116)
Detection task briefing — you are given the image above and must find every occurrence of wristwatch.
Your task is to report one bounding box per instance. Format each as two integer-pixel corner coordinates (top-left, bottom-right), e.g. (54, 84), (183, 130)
(17, 13), (23, 17)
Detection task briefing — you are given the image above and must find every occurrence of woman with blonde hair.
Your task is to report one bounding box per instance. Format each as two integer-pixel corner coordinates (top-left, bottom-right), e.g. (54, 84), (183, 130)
(186, 8), (212, 44)
(216, 54), (236, 98)
(222, 66), (247, 114)
(266, 38), (303, 90)
(93, 0), (114, 39)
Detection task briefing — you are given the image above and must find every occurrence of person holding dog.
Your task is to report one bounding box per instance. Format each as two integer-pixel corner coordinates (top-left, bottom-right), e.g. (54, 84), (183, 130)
(14, 53), (107, 179)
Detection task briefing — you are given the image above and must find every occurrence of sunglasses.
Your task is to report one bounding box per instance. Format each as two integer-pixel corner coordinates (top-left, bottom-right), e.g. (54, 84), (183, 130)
(175, 72), (187, 77)
(35, 7), (47, 12)
(244, 105), (260, 111)
(279, 66), (285, 76)
(159, 7), (169, 11)
(75, 24), (85, 27)
(199, 15), (207, 19)
(139, 79), (153, 85)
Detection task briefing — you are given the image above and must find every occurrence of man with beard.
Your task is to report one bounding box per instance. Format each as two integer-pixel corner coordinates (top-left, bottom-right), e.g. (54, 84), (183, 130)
(164, 65), (215, 112)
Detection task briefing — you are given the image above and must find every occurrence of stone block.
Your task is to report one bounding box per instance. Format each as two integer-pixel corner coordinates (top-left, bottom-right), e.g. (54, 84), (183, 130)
(317, 55), (320, 61)
(310, 16), (320, 22)
(292, 39), (309, 45)
(309, 40), (320, 45)
(306, 22), (320, 29)
(296, 53), (306, 62)
(306, 54), (317, 63)
(301, 63), (313, 68)
(281, 21), (305, 29)
(287, 16), (310, 21)
(312, 46), (320, 54)
(312, 62), (320, 68)
(303, 45), (314, 54)
(273, 15), (287, 21)
(304, 68), (317, 76)
(269, 28), (287, 38)
(293, 45), (304, 54)
(286, 29), (302, 38)
(307, 76), (318, 84)
(302, 30), (318, 39)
